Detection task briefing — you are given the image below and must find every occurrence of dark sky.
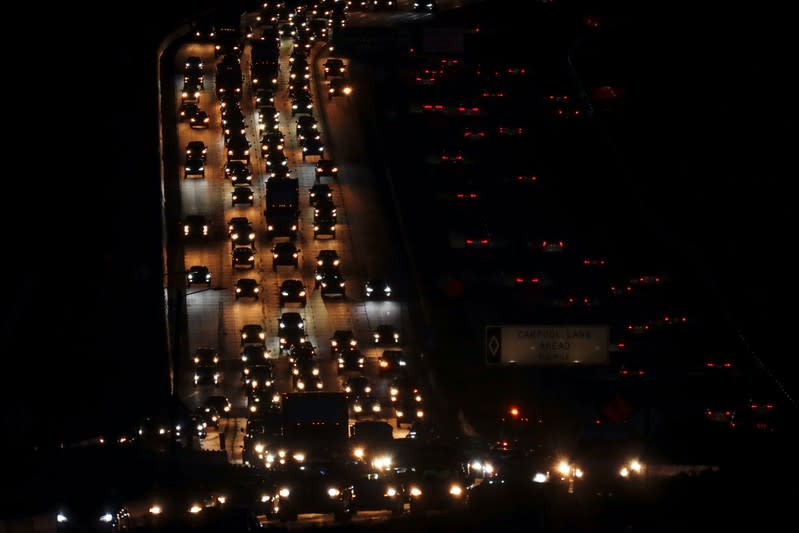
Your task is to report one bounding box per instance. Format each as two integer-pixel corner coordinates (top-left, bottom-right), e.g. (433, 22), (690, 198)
(3, 0), (796, 451)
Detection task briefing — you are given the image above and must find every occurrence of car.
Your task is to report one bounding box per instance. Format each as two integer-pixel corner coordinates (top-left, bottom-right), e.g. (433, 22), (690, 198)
(184, 65), (204, 87)
(315, 159), (339, 180)
(185, 140), (208, 161)
(372, 324), (400, 345)
(257, 104), (280, 131)
(56, 497), (131, 532)
(235, 278), (260, 300)
(279, 279), (307, 306)
(194, 365), (221, 387)
(309, 183), (332, 206)
(243, 362), (275, 388)
(240, 344), (270, 365)
(323, 58), (346, 79)
(204, 395), (232, 416)
(291, 92), (313, 115)
(319, 270), (345, 297)
(265, 149), (288, 168)
(344, 376), (373, 398)
(181, 81), (202, 103)
(268, 461), (354, 522)
(255, 87), (275, 105)
(192, 347), (220, 367)
(337, 349), (365, 374)
(223, 160), (251, 180)
(183, 215), (209, 240)
(232, 246), (256, 269)
(226, 134), (251, 162)
(288, 343), (317, 366)
(179, 101), (199, 121)
(378, 350), (408, 376)
(412, 0), (438, 12)
(227, 217), (253, 238)
(185, 56), (203, 70)
(240, 324), (266, 346)
(232, 186), (254, 206)
(189, 108), (210, 128)
(272, 242), (300, 271)
(184, 157), (206, 179)
(365, 279), (392, 299)
(260, 133), (284, 156)
(301, 136), (324, 160)
(313, 216), (336, 239)
(330, 330), (358, 355)
(316, 249), (341, 268)
(296, 115), (318, 140)
(278, 312), (306, 353)
(289, 45), (308, 64)
(314, 264), (340, 289)
(313, 197), (337, 222)
(327, 77), (352, 99)
(291, 356), (321, 386)
(268, 166), (291, 179)
(289, 58), (311, 80)
(187, 265), (211, 287)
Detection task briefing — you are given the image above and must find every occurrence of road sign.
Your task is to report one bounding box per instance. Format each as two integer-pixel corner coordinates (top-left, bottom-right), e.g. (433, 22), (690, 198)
(485, 325), (609, 366)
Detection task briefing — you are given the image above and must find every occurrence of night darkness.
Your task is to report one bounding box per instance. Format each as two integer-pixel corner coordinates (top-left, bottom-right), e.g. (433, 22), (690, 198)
(3, 0), (796, 475)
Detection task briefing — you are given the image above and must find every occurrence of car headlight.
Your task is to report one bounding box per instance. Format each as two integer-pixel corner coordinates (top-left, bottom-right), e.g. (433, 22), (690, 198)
(449, 484), (463, 496)
(148, 505), (162, 515)
(328, 488), (340, 498)
(410, 487), (422, 497)
(279, 488), (291, 498)
(57, 513), (68, 523)
(533, 472), (549, 483)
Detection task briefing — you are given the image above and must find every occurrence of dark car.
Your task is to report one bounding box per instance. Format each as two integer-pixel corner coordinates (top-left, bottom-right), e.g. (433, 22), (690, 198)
(344, 376), (373, 398)
(279, 279), (307, 306)
(184, 65), (204, 87)
(194, 365), (221, 387)
(301, 136), (324, 160)
(313, 197), (337, 223)
(315, 159), (339, 180)
(179, 101), (199, 121)
(240, 324), (266, 346)
(278, 312), (306, 354)
(186, 140), (208, 161)
(232, 246), (256, 269)
(319, 270), (346, 297)
(265, 149), (288, 168)
(330, 331), (358, 354)
(378, 350), (408, 376)
(240, 345), (270, 365)
(184, 157), (206, 179)
(296, 115), (318, 139)
(229, 164), (253, 186)
(181, 81), (202, 103)
(228, 216), (253, 237)
(314, 264), (341, 289)
(204, 395), (232, 416)
(56, 496), (130, 532)
(187, 265), (211, 287)
(189, 108), (210, 128)
(268, 462), (354, 522)
(224, 160), (251, 180)
(291, 92), (313, 115)
(272, 242), (300, 271)
(192, 347), (220, 367)
(372, 324), (400, 345)
(232, 186), (254, 206)
(309, 183), (332, 206)
(350, 468), (404, 517)
(337, 348), (364, 374)
(226, 133), (251, 162)
(323, 58), (345, 79)
(313, 216), (336, 239)
(365, 279), (392, 300)
(183, 215), (209, 240)
(327, 77), (352, 99)
(261, 133), (284, 156)
(235, 278), (260, 300)
(291, 356), (322, 389)
(255, 87), (275, 105)
(316, 249), (340, 268)
(230, 225), (255, 247)
(412, 0), (438, 12)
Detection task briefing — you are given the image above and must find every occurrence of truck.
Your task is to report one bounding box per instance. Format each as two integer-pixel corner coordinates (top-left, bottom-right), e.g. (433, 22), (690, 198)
(281, 392), (349, 457)
(264, 178), (300, 240)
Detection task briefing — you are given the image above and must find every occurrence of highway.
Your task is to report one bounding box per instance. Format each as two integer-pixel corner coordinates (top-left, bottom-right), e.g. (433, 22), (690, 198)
(171, 20), (415, 464)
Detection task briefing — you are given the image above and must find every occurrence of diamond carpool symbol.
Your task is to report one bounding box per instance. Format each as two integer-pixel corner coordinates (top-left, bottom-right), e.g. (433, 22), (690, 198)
(486, 326), (501, 363)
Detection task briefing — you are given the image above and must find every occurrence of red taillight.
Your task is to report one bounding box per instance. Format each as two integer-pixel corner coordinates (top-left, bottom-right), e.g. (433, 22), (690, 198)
(435, 105), (444, 110)
(515, 277), (524, 284)
(638, 370), (645, 376)
(723, 362), (732, 368)
(706, 362), (715, 367)
(465, 239), (474, 245)
(531, 277), (540, 284)
(617, 343), (625, 348)
(423, 105), (432, 109)
(480, 239), (489, 245)
(621, 369), (629, 376)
